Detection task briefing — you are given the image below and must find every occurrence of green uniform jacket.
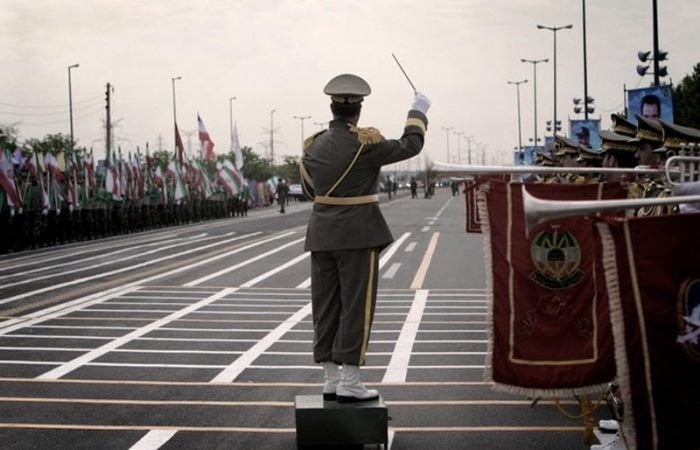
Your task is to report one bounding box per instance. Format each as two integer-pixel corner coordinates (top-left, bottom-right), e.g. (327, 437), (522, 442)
(302, 109), (427, 251)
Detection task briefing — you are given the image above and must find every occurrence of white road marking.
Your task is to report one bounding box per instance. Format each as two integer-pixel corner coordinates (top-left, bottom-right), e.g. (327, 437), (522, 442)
(0, 235), (203, 281)
(0, 232), (181, 271)
(405, 242), (417, 252)
(210, 303), (312, 382)
(0, 286), (141, 335)
(35, 288), (237, 380)
(129, 430), (178, 450)
(421, 226), (430, 232)
(382, 263), (401, 279)
(184, 235), (303, 286)
(240, 252), (309, 288)
(0, 233), (226, 290)
(411, 232), (440, 289)
(295, 232), (411, 289)
(0, 233), (260, 305)
(383, 289), (428, 383)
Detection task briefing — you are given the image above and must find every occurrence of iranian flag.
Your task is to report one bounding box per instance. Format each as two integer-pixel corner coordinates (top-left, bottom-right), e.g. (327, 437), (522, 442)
(105, 154), (121, 200)
(0, 147), (21, 208)
(198, 114), (215, 161)
(231, 121), (244, 170)
(175, 122), (186, 165)
(153, 166), (168, 203)
(44, 152), (65, 182)
(216, 161), (239, 195)
(166, 156), (187, 201)
(25, 150), (49, 211)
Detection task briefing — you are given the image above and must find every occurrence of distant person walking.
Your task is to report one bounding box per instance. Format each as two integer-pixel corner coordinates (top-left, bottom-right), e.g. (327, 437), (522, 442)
(276, 178), (289, 213)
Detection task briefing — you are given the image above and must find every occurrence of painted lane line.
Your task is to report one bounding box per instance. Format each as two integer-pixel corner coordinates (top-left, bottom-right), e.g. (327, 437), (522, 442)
(36, 288), (237, 380)
(240, 252), (309, 288)
(0, 234), (204, 281)
(405, 242), (417, 252)
(210, 303), (312, 382)
(0, 378), (491, 387)
(0, 232), (261, 305)
(410, 232), (440, 289)
(0, 232), (181, 271)
(0, 286), (141, 335)
(0, 424), (584, 433)
(0, 233), (229, 290)
(420, 226), (430, 232)
(129, 430), (178, 450)
(379, 232), (411, 268)
(382, 263), (401, 279)
(295, 232), (411, 289)
(184, 236), (305, 286)
(382, 289), (428, 383)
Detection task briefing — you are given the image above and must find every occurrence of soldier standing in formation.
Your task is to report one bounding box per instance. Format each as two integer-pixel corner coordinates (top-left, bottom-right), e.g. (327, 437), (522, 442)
(301, 73), (430, 402)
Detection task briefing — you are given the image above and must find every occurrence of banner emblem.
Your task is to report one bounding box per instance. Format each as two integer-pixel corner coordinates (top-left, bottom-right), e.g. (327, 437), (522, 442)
(677, 279), (700, 361)
(530, 227), (584, 289)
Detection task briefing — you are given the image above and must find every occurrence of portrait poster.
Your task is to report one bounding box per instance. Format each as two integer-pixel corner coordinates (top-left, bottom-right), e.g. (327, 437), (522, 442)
(626, 84), (674, 124)
(569, 119), (601, 150)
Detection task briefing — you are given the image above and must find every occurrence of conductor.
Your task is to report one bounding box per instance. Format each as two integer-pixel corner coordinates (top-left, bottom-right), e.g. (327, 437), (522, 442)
(300, 73), (430, 402)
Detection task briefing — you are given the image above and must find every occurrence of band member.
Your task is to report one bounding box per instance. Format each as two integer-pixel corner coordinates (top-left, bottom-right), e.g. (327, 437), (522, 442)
(301, 74), (430, 402)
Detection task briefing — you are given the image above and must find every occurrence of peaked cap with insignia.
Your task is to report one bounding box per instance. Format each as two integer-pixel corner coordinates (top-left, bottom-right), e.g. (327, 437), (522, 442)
(610, 113), (637, 138)
(324, 74), (371, 104)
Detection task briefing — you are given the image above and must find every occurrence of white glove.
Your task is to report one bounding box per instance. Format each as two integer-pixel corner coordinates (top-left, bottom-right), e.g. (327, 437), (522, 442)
(411, 92), (431, 115)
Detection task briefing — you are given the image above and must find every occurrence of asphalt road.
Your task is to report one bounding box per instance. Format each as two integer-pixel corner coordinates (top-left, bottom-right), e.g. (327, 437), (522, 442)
(0, 188), (606, 449)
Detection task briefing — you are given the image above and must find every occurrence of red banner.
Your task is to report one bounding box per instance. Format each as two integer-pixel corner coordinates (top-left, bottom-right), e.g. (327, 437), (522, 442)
(465, 180), (482, 233)
(465, 176), (509, 234)
(597, 213), (700, 450)
(480, 180), (625, 396)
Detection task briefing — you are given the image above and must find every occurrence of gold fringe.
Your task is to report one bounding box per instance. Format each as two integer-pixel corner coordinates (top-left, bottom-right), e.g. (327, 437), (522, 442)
(349, 126), (384, 145)
(596, 222), (638, 447)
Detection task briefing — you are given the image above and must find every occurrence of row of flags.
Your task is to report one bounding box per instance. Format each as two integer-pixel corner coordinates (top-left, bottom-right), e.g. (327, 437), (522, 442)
(176, 114), (244, 171)
(1, 114), (247, 213)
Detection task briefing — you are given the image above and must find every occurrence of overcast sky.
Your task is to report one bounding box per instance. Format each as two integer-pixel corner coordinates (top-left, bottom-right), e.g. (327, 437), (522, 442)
(1, 0), (698, 168)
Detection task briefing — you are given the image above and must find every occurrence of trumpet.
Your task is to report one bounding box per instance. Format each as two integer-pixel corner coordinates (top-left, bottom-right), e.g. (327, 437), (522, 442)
(523, 186), (700, 234)
(432, 161), (664, 178)
(665, 156), (700, 185)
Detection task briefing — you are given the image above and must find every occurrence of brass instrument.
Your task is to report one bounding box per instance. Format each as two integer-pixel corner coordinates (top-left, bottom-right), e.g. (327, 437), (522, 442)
(523, 186), (700, 234)
(665, 155), (700, 185)
(433, 161), (665, 179)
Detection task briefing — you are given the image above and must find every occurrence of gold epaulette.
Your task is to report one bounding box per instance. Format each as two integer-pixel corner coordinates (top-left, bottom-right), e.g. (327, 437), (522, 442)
(303, 130), (326, 151)
(349, 126), (384, 145)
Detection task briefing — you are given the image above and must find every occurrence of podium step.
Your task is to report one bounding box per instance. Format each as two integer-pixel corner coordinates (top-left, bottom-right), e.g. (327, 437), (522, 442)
(295, 394), (388, 449)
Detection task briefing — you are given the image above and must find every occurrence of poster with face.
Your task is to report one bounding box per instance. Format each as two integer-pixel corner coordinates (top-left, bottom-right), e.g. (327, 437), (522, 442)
(513, 145), (544, 165)
(626, 85), (674, 124)
(569, 119), (601, 149)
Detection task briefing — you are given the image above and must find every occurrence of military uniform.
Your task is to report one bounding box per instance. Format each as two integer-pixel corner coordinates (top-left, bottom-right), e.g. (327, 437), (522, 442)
(302, 74), (429, 367)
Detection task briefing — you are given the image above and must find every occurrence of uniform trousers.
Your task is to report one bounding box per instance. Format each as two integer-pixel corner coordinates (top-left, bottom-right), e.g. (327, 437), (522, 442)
(311, 247), (379, 366)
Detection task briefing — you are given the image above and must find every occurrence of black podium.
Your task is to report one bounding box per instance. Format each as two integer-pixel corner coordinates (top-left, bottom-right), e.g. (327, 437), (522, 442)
(295, 395), (388, 449)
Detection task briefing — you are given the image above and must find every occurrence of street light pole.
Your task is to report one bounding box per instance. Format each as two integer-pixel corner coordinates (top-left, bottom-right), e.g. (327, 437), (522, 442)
(465, 135), (473, 165)
(537, 24), (573, 137)
(293, 115), (312, 152)
(453, 131), (464, 163)
(582, 0), (590, 119)
(441, 126), (452, 162)
(652, 0), (660, 86)
(68, 63), (79, 149)
(521, 58), (549, 149)
(507, 79), (528, 160)
(171, 76), (182, 155)
(270, 109), (276, 164)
